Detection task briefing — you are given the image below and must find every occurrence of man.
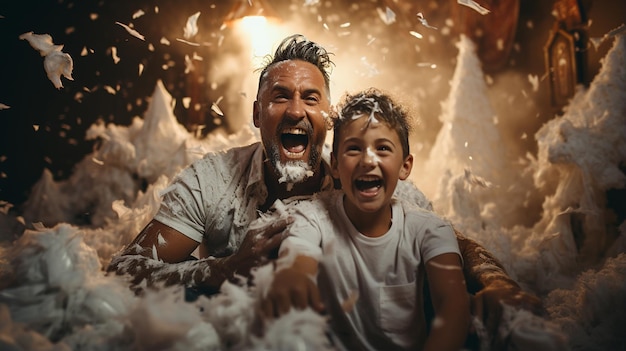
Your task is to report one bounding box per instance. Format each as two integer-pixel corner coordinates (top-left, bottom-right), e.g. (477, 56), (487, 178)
(107, 34), (542, 337)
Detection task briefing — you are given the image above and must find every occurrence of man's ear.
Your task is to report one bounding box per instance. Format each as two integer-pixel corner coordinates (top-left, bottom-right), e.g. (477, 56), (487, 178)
(330, 152), (340, 179)
(253, 100), (260, 128)
(399, 154), (413, 180)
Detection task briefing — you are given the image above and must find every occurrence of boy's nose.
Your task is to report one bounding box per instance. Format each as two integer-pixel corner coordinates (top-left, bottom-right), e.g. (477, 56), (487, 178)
(361, 148), (377, 166)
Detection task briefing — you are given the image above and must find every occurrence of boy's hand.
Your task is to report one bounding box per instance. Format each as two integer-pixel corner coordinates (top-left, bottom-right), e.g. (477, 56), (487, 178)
(260, 266), (325, 317)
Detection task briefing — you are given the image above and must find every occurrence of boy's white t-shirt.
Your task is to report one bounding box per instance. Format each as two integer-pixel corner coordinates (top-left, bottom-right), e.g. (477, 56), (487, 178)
(279, 190), (461, 351)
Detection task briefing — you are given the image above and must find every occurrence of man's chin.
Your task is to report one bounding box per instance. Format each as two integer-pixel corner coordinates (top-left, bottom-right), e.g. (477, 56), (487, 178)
(280, 149), (308, 163)
(275, 160), (314, 186)
(266, 144), (320, 187)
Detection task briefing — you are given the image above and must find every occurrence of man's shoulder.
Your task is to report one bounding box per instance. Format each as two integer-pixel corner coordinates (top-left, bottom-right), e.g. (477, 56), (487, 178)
(189, 142), (261, 169)
(398, 199), (448, 228)
(172, 142), (261, 186)
(394, 180), (433, 211)
(200, 142), (261, 160)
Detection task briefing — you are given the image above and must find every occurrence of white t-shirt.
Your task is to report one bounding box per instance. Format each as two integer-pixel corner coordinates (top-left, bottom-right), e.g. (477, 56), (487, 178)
(279, 190), (460, 351)
(154, 142), (333, 257)
(154, 143), (288, 256)
(154, 141), (432, 258)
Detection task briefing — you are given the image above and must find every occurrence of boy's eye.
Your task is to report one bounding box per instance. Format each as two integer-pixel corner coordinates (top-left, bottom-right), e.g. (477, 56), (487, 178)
(345, 145), (361, 153)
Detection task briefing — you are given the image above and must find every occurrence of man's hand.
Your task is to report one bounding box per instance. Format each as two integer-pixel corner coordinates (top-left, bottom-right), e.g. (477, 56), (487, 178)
(229, 217), (292, 278)
(471, 280), (544, 336)
(455, 229), (544, 337)
(260, 256), (324, 318)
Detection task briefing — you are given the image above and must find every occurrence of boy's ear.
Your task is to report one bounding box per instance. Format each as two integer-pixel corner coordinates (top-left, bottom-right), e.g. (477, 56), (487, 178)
(253, 101), (260, 128)
(330, 152), (340, 178)
(399, 154), (413, 180)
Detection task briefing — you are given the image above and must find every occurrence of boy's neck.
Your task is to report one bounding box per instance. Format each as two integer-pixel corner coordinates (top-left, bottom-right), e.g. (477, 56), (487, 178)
(342, 197), (393, 238)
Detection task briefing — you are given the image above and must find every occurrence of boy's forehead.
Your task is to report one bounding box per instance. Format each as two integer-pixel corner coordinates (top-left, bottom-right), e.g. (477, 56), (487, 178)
(342, 112), (381, 126)
(339, 114), (388, 135)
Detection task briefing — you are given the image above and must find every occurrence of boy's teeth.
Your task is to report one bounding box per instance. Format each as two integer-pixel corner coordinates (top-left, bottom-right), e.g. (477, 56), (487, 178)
(355, 176), (382, 191)
(358, 176), (379, 181)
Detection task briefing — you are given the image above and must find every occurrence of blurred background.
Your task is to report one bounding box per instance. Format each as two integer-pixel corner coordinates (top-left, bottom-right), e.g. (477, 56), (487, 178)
(0, 0), (624, 212)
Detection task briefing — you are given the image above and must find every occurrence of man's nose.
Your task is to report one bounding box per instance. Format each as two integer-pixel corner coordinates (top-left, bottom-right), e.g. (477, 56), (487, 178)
(285, 98), (306, 120)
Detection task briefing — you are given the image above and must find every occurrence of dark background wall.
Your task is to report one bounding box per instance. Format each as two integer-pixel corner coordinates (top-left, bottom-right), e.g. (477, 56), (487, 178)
(0, 0), (229, 206)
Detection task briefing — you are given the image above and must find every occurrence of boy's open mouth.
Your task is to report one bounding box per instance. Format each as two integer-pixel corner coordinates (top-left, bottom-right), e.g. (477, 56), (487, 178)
(355, 175), (382, 193)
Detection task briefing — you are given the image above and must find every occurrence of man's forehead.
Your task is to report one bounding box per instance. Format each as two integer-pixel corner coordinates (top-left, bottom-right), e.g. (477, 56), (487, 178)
(271, 60), (301, 71)
(264, 60), (323, 84)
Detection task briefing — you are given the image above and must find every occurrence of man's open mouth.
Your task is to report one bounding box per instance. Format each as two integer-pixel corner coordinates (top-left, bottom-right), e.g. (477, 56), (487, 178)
(355, 175), (382, 193)
(281, 128), (309, 157)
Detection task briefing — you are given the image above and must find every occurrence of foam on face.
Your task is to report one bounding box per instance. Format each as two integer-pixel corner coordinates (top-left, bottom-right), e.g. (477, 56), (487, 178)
(275, 160), (314, 191)
(365, 146), (381, 165)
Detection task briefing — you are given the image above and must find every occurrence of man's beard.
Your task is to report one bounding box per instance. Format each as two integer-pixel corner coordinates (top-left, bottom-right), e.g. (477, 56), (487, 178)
(266, 144), (320, 191)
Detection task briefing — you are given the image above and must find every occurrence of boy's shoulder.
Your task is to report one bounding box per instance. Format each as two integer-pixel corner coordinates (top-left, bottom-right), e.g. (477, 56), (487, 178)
(275, 189), (341, 217)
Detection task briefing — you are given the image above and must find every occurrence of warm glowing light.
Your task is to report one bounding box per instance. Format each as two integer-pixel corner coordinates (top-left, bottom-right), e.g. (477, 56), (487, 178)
(240, 15), (265, 25)
(234, 16), (283, 68)
(223, 0), (279, 27)
(241, 16), (269, 60)
(221, 0), (283, 67)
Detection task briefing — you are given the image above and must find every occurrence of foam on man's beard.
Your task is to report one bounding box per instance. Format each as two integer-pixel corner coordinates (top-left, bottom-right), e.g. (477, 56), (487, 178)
(275, 161), (314, 191)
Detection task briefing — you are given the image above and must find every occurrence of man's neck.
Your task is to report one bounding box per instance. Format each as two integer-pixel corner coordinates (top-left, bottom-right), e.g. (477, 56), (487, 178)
(260, 161), (324, 212)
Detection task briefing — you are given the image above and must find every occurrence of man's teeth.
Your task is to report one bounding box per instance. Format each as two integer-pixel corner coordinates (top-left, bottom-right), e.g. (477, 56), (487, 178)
(283, 128), (306, 135)
(285, 149), (305, 156)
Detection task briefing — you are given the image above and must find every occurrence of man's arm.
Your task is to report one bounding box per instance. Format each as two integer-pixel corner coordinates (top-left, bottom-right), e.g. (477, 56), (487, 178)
(107, 218), (289, 294)
(455, 229), (544, 334)
(423, 253), (470, 351)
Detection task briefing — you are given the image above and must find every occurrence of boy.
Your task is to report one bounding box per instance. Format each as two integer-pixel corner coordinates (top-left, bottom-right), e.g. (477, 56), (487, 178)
(263, 89), (470, 350)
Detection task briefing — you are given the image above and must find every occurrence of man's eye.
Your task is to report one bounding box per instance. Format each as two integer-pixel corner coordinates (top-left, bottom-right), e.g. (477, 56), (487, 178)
(274, 95), (288, 102)
(305, 96), (320, 104)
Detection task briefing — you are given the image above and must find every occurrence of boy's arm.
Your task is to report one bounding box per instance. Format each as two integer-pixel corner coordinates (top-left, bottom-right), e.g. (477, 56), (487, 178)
(260, 254), (324, 317)
(398, 181), (542, 319)
(423, 253), (471, 351)
(107, 218), (289, 294)
(455, 230), (544, 334)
